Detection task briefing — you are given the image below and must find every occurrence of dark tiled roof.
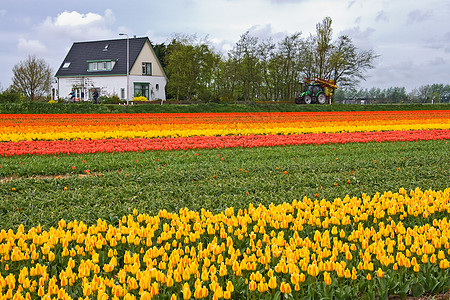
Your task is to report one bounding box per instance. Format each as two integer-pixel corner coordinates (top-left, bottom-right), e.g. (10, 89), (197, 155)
(55, 37), (148, 77)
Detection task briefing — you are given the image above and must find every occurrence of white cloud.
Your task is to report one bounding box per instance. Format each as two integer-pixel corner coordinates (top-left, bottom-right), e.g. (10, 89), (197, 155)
(17, 38), (47, 54)
(38, 9), (116, 41)
(54, 11), (102, 26)
(247, 24), (287, 42)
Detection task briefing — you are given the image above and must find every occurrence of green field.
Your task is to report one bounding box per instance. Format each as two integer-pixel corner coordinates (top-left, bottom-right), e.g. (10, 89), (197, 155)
(1, 139), (448, 231)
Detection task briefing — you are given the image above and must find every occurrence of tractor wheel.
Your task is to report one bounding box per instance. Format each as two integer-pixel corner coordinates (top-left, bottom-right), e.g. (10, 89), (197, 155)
(295, 97), (302, 104)
(317, 92), (327, 104)
(303, 95), (312, 104)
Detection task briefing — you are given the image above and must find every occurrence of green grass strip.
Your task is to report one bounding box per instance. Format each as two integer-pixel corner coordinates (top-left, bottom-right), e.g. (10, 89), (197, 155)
(0, 139), (448, 230)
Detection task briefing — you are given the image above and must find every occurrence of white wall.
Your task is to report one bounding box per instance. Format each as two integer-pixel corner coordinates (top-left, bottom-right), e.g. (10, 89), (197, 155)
(130, 75), (166, 100)
(56, 75), (166, 101)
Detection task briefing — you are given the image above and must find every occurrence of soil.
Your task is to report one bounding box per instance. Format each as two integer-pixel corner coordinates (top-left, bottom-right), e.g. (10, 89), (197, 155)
(389, 290), (450, 300)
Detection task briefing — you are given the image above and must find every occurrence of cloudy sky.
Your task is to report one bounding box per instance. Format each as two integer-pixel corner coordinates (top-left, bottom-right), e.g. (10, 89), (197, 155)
(0, 0), (449, 92)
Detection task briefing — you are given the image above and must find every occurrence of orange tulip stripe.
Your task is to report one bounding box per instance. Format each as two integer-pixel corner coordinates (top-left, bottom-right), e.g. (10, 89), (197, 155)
(0, 188), (449, 299)
(1, 110), (449, 156)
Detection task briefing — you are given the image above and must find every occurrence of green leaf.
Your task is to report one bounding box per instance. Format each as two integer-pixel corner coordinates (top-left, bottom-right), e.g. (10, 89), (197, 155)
(400, 281), (410, 295)
(360, 293), (372, 300)
(411, 282), (425, 297)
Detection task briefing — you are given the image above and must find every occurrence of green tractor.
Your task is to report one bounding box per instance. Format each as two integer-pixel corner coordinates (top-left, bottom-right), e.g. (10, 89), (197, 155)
(295, 77), (337, 104)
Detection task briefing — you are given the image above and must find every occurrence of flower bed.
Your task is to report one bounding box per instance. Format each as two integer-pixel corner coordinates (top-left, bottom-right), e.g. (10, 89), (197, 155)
(1, 110), (449, 156)
(1, 111), (449, 143)
(0, 188), (449, 299)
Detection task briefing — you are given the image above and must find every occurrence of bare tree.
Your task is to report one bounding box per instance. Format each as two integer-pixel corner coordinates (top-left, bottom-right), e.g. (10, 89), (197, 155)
(315, 16), (333, 79)
(328, 35), (378, 88)
(12, 55), (52, 100)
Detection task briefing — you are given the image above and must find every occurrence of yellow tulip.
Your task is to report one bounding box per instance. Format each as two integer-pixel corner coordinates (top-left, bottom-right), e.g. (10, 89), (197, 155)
(249, 280), (257, 291)
(268, 276), (277, 289)
(182, 282), (191, 300)
(323, 272), (332, 285)
(376, 268), (384, 278)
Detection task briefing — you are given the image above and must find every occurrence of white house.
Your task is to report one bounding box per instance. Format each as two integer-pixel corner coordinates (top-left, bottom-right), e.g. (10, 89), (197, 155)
(54, 37), (167, 102)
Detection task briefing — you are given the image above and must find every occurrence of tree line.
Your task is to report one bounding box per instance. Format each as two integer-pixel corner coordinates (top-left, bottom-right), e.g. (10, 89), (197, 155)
(335, 84), (450, 103)
(154, 17), (377, 103)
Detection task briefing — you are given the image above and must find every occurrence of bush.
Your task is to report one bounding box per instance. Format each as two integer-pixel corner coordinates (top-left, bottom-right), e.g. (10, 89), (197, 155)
(132, 96), (148, 102)
(0, 91), (25, 103)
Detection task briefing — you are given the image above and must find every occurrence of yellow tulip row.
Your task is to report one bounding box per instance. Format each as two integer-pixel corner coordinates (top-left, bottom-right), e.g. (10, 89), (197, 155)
(0, 187), (449, 299)
(2, 122), (449, 142)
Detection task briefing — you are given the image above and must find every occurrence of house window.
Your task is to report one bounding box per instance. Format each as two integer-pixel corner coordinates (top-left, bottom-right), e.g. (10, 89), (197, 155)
(88, 62), (97, 71)
(88, 60), (115, 72)
(63, 62), (71, 68)
(120, 88), (125, 99)
(156, 84), (159, 91)
(134, 83), (149, 99)
(142, 62), (152, 75)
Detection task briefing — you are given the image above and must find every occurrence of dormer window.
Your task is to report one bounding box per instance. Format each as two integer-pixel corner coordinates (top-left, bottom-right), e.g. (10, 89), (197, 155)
(87, 60), (116, 72)
(103, 44), (109, 51)
(63, 62), (71, 68)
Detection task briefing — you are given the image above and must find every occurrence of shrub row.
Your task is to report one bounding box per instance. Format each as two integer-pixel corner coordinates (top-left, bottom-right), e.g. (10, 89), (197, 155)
(0, 102), (448, 114)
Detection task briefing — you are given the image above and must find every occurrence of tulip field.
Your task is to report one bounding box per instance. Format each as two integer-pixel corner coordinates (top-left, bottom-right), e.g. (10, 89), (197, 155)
(0, 108), (450, 299)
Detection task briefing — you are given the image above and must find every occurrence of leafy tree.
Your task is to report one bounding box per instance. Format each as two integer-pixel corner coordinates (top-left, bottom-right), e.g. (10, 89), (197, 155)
(165, 35), (219, 101)
(257, 38), (276, 101)
(12, 55), (52, 100)
(228, 31), (262, 102)
(152, 42), (168, 69)
(409, 84), (450, 103)
(269, 33), (305, 101)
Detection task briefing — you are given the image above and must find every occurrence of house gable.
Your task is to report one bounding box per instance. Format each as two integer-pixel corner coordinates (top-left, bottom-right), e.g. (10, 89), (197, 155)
(130, 40), (167, 79)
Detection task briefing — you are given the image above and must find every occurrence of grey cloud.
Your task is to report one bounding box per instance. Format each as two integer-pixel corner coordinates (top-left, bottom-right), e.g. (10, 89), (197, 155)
(339, 26), (376, 51)
(406, 9), (432, 25)
(375, 10), (389, 22)
(347, 0), (357, 8)
(423, 32), (450, 52)
(340, 26), (375, 40)
(428, 57), (444, 66)
(269, 0), (307, 3)
(444, 32), (450, 42)
(445, 32), (450, 53)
